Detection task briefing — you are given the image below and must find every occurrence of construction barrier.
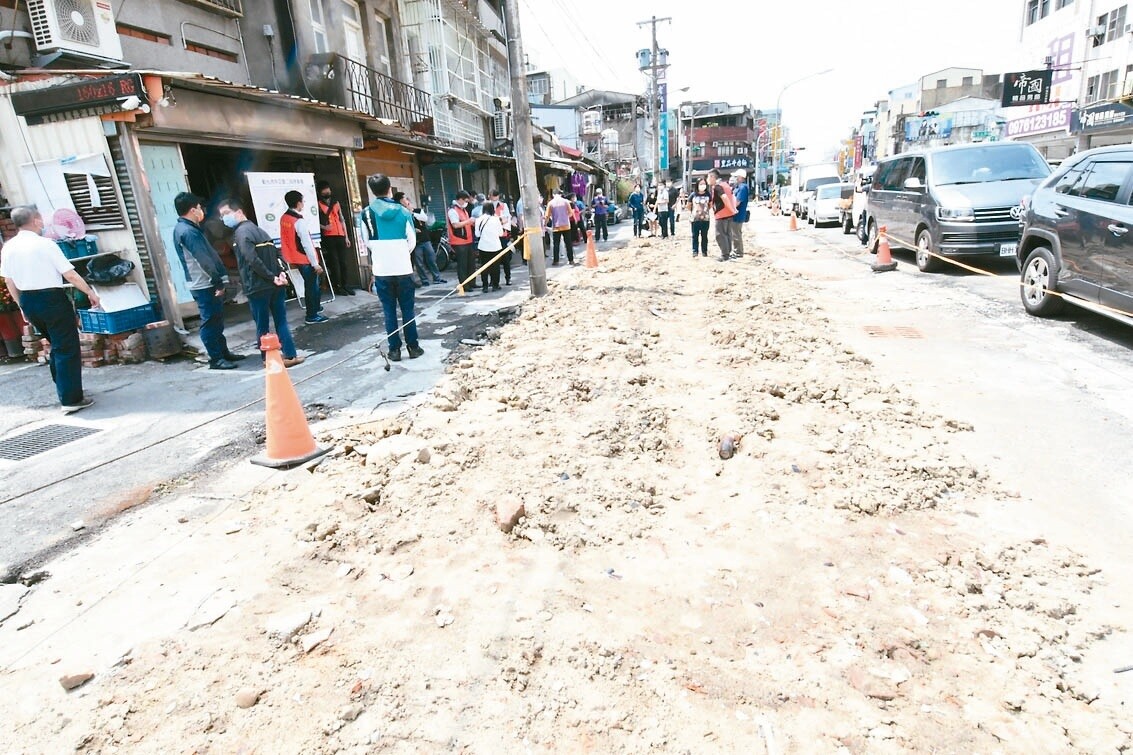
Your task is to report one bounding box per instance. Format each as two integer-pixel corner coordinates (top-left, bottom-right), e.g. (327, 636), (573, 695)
(250, 333), (330, 469)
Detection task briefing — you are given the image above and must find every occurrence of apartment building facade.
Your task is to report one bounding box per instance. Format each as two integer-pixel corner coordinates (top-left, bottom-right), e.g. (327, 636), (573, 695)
(1009, 0), (1133, 158)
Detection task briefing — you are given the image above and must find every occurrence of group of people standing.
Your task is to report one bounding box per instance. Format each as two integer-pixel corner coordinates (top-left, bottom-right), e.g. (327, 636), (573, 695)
(176, 185), (342, 372)
(445, 189), (517, 293)
(627, 168), (751, 260)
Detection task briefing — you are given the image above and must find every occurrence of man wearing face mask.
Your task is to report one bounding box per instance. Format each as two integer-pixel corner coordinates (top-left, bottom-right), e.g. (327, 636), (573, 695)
(316, 180), (354, 296)
(219, 198), (304, 368)
(1, 205), (102, 412)
(173, 192), (244, 369)
(446, 191), (476, 290)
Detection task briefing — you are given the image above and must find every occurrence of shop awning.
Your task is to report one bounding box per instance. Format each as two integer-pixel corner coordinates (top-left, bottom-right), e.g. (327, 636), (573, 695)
(536, 155), (577, 173)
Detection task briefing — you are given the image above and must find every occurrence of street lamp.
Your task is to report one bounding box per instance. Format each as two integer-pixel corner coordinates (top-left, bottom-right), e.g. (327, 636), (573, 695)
(773, 68), (834, 201)
(679, 99), (710, 191)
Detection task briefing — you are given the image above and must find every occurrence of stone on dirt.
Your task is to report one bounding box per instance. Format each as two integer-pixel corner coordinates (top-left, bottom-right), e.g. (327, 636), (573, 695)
(59, 672), (94, 691)
(264, 610), (312, 641)
(496, 498), (525, 533)
(235, 688), (262, 708)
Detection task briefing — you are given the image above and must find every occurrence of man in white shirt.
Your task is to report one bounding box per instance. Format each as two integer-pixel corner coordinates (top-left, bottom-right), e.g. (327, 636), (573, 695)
(1, 206), (102, 412)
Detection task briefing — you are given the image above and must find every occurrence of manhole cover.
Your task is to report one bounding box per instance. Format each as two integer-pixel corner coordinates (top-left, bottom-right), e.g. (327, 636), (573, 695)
(0, 424), (101, 461)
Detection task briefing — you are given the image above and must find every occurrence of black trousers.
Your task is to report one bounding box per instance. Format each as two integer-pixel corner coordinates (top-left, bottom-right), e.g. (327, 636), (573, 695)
(479, 250), (501, 289)
(593, 213), (608, 241)
(455, 244), (477, 289)
(20, 288), (82, 406)
(321, 235), (351, 292)
(552, 230), (574, 264)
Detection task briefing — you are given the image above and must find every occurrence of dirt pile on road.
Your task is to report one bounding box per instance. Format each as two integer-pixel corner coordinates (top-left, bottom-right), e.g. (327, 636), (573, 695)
(5, 233), (1129, 753)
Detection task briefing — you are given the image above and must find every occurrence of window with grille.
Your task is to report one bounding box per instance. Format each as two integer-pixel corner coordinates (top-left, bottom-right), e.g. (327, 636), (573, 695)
(63, 172), (125, 230)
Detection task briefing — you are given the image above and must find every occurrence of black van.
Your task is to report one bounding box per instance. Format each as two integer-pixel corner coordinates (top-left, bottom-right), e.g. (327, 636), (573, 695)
(864, 142), (1051, 272)
(1018, 145), (1133, 327)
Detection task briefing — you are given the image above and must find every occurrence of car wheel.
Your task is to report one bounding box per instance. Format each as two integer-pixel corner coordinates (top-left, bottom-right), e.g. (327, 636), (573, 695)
(1020, 245), (1065, 317)
(842, 214), (853, 234)
(807, 214), (814, 225)
(866, 219), (879, 254)
(915, 229), (943, 273)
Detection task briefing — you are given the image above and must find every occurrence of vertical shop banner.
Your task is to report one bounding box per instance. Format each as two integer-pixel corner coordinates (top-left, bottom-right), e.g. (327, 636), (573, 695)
(658, 82), (669, 171)
(246, 172), (322, 245)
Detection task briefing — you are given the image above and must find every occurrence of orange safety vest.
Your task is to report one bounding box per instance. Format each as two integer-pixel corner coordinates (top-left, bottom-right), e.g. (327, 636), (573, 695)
(447, 204), (473, 246)
(713, 183), (738, 220)
(279, 211), (312, 266)
(319, 198), (347, 238)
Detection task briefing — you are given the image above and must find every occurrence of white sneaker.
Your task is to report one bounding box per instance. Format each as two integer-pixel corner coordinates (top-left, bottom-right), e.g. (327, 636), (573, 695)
(61, 398), (94, 414)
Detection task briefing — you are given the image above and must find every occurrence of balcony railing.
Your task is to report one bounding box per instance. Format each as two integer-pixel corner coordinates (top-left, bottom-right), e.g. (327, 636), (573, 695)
(309, 53), (433, 133)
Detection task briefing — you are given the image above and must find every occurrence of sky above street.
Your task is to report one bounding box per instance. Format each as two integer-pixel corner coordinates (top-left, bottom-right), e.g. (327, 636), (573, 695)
(517, 0), (1025, 157)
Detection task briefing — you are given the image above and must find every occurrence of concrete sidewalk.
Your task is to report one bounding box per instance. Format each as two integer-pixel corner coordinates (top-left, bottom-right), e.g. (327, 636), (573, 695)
(0, 222), (633, 576)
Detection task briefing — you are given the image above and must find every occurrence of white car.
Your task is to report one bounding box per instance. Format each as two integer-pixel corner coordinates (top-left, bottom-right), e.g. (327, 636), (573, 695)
(807, 182), (854, 227)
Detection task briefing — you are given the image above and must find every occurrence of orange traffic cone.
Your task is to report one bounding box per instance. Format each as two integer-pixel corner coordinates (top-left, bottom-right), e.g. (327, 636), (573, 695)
(251, 333), (330, 468)
(585, 229), (598, 268)
(788, 211), (799, 231)
(871, 225), (898, 273)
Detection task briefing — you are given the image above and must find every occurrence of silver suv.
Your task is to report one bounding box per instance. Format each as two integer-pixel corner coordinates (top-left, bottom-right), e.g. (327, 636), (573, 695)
(865, 142), (1051, 272)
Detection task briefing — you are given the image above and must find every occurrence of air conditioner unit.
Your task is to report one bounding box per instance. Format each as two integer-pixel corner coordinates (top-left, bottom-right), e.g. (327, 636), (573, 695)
(27, 0), (123, 62)
(1088, 24), (1107, 37)
(491, 110), (511, 140)
(1125, 22), (1132, 34)
(1124, 77), (1133, 97)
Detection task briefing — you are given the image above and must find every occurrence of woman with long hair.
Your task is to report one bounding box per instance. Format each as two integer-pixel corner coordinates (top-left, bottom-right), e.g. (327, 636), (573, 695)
(688, 179), (712, 257)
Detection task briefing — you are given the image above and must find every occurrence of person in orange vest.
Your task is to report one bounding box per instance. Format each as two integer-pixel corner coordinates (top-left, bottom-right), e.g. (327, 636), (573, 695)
(446, 190), (476, 289)
(706, 168), (739, 261)
(489, 189), (514, 285)
(316, 180), (354, 296)
(279, 190), (327, 324)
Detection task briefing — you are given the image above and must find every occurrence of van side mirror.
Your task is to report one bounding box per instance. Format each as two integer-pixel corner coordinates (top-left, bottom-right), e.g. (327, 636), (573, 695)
(903, 177), (924, 191)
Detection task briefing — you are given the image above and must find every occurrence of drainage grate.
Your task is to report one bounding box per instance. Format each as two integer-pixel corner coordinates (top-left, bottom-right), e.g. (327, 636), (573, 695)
(864, 325), (925, 339)
(0, 424), (102, 461)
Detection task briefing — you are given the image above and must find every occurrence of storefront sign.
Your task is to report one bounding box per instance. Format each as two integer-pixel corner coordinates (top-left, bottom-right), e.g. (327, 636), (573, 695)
(246, 173), (322, 246)
(1002, 70), (1054, 107)
(904, 115), (953, 142)
(691, 155), (753, 172)
(1074, 101), (1133, 132)
(12, 74), (146, 125)
(1004, 103), (1072, 138)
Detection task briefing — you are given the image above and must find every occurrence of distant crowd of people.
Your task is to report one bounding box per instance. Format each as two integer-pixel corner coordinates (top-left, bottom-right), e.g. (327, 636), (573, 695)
(626, 167), (751, 260)
(2, 167), (752, 412)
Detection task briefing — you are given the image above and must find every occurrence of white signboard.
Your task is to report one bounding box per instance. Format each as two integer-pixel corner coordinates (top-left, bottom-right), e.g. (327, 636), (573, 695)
(246, 172), (322, 245)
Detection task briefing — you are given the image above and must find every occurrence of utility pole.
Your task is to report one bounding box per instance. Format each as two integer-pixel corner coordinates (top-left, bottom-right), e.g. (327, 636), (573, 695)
(637, 15), (670, 187)
(502, 0), (547, 297)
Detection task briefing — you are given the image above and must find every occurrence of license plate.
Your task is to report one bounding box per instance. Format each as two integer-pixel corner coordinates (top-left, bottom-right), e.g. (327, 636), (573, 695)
(999, 243), (1018, 257)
